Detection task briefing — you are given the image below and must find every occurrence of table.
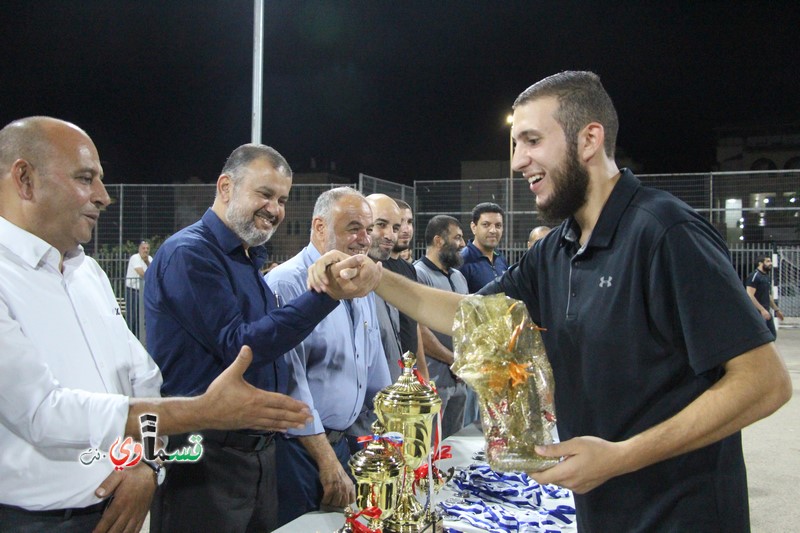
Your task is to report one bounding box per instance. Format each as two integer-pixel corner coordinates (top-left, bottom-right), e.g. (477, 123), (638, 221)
(274, 424), (576, 532)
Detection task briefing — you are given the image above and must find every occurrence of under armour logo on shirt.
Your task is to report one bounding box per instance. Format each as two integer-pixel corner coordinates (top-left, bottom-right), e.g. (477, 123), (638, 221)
(599, 276), (613, 288)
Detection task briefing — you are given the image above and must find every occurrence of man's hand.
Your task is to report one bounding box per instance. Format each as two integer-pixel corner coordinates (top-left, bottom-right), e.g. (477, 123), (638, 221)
(202, 346), (313, 431)
(92, 464), (155, 533)
(775, 309), (785, 321)
(528, 436), (629, 494)
(307, 253), (382, 299)
(305, 250), (352, 294)
(530, 343), (792, 497)
(760, 308), (771, 320)
(298, 433), (356, 510)
(319, 461), (356, 509)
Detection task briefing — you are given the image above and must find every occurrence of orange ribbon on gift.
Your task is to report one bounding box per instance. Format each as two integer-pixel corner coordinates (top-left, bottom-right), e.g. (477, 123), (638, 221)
(509, 362), (533, 388)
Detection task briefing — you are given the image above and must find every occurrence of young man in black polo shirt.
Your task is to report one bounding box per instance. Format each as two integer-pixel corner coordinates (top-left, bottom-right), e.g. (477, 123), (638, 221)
(746, 255), (784, 339)
(316, 71), (793, 532)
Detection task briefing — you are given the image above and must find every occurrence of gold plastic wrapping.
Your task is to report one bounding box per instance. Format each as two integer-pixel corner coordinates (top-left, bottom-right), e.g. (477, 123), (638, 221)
(451, 293), (559, 473)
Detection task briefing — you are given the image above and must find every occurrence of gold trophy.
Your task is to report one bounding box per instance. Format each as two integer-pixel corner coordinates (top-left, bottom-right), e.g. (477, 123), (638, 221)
(373, 352), (442, 533)
(343, 420), (404, 532)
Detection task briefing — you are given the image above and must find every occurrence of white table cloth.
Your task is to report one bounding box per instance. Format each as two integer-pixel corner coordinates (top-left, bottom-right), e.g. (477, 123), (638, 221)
(274, 424), (576, 533)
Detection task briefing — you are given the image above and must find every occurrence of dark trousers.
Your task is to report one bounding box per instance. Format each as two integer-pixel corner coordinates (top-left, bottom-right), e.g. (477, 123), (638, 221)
(275, 435), (351, 527)
(149, 434), (278, 533)
(0, 501), (107, 532)
(439, 381), (468, 439)
(124, 287), (140, 335)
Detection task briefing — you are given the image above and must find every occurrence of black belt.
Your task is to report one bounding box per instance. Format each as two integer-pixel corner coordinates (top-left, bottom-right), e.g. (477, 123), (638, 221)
(1, 499), (109, 520)
(203, 430), (276, 451)
(325, 428), (346, 445)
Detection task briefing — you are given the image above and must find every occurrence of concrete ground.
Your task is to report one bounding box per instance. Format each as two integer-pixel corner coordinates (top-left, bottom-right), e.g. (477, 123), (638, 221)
(743, 322), (800, 532)
(140, 324), (800, 533)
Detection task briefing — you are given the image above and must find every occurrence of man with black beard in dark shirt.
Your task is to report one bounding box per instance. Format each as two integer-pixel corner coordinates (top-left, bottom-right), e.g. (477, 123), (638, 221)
(382, 199), (429, 382)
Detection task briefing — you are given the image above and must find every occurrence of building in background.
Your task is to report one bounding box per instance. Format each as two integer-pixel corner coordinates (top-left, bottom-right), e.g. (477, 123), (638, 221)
(716, 123), (800, 172)
(714, 124), (800, 244)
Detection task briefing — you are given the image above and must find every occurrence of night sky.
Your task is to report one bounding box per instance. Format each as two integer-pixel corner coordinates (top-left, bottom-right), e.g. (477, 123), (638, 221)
(2, 1), (799, 185)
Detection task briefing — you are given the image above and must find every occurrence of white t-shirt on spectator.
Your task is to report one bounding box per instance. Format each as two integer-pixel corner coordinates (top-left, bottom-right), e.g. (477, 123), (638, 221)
(125, 253), (152, 289)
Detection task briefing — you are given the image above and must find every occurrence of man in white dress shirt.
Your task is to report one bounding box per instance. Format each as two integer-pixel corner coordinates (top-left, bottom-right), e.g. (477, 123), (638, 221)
(0, 116), (313, 532)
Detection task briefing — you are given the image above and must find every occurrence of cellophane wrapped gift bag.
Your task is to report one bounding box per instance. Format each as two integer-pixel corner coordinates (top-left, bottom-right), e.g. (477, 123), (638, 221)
(451, 293), (559, 473)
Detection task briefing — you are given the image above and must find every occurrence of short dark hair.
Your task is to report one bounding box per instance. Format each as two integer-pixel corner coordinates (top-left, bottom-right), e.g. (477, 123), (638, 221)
(221, 144), (292, 184)
(513, 71), (618, 158)
(471, 202), (504, 224)
(394, 198), (411, 211)
(424, 215), (460, 246)
(757, 255), (771, 265)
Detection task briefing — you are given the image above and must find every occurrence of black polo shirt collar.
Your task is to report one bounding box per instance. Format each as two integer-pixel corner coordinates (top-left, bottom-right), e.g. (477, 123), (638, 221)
(558, 168), (640, 252)
(420, 255), (450, 276)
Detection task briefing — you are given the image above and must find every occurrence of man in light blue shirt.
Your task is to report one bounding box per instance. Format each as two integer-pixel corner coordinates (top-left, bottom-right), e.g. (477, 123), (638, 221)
(266, 187), (390, 525)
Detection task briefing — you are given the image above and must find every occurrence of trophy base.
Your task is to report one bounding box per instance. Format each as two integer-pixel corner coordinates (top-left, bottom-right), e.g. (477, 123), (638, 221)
(385, 515), (443, 533)
(424, 517), (444, 533)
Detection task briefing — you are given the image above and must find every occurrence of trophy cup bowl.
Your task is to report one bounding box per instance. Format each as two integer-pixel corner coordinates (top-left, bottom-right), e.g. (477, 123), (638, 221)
(373, 352), (442, 533)
(347, 421), (404, 531)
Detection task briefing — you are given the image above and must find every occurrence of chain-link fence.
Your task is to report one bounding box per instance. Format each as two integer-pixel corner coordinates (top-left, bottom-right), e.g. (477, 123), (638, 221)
(637, 170), (800, 246)
(778, 246), (800, 317)
(359, 173), (415, 208)
(92, 169), (800, 338)
(414, 169), (800, 264)
(728, 245), (800, 318)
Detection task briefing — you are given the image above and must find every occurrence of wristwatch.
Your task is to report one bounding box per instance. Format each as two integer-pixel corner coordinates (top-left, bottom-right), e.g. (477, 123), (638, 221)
(142, 459), (166, 486)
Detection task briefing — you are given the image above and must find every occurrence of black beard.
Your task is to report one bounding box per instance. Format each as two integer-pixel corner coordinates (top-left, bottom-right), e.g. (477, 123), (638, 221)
(439, 243), (463, 270)
(538, 142), (590, 221)
(393, 241), (410, 253)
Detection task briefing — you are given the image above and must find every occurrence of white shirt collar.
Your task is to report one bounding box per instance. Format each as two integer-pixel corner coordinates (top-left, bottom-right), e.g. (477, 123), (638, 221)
(0, 215), (85, 272)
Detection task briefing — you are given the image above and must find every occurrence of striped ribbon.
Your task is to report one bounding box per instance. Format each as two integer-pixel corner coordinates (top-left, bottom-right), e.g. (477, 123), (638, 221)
(439, 463), (575, 532)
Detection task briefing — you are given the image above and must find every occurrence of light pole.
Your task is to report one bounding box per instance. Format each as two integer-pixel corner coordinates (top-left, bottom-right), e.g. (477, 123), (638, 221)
(251, 0), (264, 144)
(505, 114), (514, 251)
